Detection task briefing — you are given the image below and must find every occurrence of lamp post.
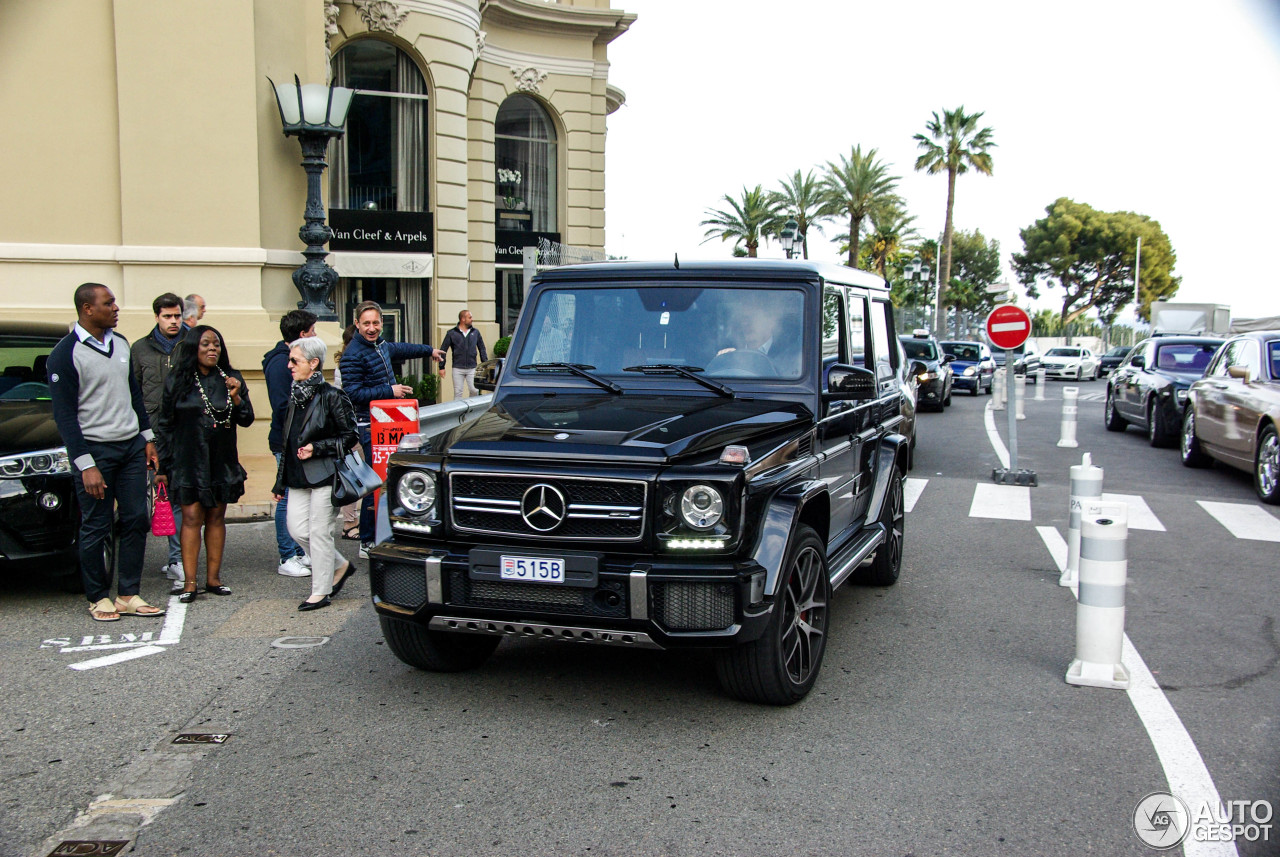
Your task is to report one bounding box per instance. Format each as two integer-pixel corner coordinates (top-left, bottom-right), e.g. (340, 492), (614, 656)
(269, 75), (355, 322)
(904, 256), (932, 330)
(779, 217), (799, 259)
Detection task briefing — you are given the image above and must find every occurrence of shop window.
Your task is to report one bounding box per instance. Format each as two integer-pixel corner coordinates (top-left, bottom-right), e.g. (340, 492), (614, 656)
(495, 95), (557, 232)
(330, 40), (428, 212)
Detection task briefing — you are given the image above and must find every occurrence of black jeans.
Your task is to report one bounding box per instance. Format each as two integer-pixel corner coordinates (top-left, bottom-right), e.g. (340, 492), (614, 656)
(358, 424), (374, 544)
(72, 436), (150, 602)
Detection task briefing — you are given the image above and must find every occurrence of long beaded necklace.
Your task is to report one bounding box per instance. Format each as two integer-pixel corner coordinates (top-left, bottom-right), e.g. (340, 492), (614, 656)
(195, 367), (233, 429)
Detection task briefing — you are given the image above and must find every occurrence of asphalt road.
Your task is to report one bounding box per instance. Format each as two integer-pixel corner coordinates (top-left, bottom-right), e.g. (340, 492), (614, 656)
(1, 382), (1276, 857)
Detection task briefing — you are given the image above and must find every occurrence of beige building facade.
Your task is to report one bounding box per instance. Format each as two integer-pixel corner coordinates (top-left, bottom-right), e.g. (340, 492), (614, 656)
(0, 0), (632, 433)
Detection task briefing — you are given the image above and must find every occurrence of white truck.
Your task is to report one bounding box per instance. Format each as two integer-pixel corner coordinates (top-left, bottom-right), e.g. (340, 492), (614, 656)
(1150, 301), (1231, 336)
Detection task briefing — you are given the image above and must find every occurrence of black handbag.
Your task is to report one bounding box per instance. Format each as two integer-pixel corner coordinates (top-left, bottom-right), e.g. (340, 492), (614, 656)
(331, 449), (383, 507)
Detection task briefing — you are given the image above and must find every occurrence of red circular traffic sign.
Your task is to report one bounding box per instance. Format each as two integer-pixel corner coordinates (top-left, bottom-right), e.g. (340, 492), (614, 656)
(985, 304), (1032, 350)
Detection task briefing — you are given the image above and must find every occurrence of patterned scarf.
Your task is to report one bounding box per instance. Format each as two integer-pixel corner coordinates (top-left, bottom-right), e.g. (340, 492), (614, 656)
(152, 325), (181, 355)
(289, 370), (324, 406)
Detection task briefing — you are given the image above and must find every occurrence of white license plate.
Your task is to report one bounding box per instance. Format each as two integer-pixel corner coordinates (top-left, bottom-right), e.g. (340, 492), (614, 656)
(500, 554), (565, 583)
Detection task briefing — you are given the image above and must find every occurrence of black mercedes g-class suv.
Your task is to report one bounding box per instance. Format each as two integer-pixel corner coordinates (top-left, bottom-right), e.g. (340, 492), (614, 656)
(370, 260), (918, 704)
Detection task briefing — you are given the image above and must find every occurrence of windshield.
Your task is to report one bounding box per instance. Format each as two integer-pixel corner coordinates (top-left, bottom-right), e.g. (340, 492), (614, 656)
(1154, 342), (1218, 373)
(0, 335), (60, 401)
(941, 342), (981, 361)
(515, 285), (807, 381)
(1105, 347), (1129, 358)
(1045, 347), (1081, 357)
(900, 339), (939, 361)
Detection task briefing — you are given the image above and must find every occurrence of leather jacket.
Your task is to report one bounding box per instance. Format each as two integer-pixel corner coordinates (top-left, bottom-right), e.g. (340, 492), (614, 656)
(272, 382), (359, 495)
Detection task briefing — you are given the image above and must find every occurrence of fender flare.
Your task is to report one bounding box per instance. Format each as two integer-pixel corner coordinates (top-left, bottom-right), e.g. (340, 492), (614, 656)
(750, 479), (826, 597)
(866, 432), (908, 523)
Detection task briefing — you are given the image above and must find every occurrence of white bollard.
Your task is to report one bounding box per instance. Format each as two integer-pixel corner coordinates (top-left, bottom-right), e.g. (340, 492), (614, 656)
(1035, 368), (1046, 400)
(992, 368), (1006, 410)
(1062, 453), (1103, 587)
(1057, 386), (1079, 448)
(1014, 373), (1026, 421)
(1065, 508), (1130, 689)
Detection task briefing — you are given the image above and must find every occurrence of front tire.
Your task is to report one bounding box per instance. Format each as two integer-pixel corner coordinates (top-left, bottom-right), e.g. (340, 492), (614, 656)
(380, 614), (500, 672)
(1147, 399), (1173, 448)
(1255, 425), (1280, 504)
(1181, 408), (1210, 468)
(1104, 392), (1128, 432)
(716, 525), (829, 705)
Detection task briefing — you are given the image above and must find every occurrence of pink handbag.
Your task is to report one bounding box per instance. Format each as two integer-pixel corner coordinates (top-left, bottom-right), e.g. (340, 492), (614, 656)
(151, 482), (176, 537)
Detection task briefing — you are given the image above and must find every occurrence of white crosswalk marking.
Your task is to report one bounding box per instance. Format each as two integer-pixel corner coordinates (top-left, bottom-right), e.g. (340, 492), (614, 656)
(968, 483), (1032, 521)
(1197, 501), (1280, 542)
(904, 478), (928, 513)
(1101, 493), (1166, 531)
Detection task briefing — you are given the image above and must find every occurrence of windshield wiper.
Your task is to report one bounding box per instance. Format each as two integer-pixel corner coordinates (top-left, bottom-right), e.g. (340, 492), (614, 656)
(623, 364), (735, 398)
(517, 362), (623, 394)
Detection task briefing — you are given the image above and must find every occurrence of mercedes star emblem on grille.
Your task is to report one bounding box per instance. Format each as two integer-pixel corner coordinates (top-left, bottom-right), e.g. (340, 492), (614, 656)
(521, 483), (567, 531)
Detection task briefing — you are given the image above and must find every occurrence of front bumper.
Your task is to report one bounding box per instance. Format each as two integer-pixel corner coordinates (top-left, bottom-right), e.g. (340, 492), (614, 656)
(1042, 365), (1082, 379)
(952, 373), (983, 392)
(369, 540), (775, 649)
(0, 476), (78, 567)
(917, 378), (947, 405)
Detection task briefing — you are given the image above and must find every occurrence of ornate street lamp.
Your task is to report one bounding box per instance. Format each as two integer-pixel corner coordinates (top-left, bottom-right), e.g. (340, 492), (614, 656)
(779, 217), (799, 259)
(269, 75), (356, 321)
(903, 256), (933, 332)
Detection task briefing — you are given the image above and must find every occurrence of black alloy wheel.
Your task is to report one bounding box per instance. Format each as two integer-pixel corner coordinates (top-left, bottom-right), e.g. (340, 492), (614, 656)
(1181, 408), (1210, 468)
(716, 525), (830, 705)
(1255, 425), (1280, 504)
(857, 469), (905, 586)
(1104, 391), (1128, 432)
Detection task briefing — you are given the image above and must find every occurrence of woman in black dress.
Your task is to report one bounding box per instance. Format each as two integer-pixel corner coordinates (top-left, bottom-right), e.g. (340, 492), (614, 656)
(155, 325), (253, 603)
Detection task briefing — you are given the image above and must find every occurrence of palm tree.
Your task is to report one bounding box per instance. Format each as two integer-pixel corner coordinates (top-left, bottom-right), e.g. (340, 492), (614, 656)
(913, 106), (996, 334)
(700, 185), (777, 257)
(820, 146), (900, 269)
(767, 170), (829, 259)
(860, 202), (919, 277)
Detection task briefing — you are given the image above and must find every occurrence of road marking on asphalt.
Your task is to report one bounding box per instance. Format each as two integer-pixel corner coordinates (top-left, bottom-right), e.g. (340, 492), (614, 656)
(1101, 493), (1166, 531)
(983, 401), (1010, 469)
(904, 478), (927, 513)
(968, 483), (1031, 520)
(63, 596), (187, 670)
(1197, 501), (1280, 542)
(1036, 525), (1236, 856)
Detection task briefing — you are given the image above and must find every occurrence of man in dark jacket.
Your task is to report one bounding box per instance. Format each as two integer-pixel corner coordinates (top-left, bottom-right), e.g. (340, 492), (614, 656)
(338, 300), (444, 555)
(131, 292), (184, 585)
(437, 308), (488, 400)
(262, 309), (318, 577)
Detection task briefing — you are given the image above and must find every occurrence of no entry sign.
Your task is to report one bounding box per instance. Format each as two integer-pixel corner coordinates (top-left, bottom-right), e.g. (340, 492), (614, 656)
(985, 304), (1032, 350)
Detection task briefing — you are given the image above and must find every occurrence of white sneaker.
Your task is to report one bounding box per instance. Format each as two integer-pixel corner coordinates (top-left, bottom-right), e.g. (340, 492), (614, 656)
(298, 554), (312, 568)
(277, 556), (311, 577)
(163, 562), (184, 581)
(359, 543), (372, 560)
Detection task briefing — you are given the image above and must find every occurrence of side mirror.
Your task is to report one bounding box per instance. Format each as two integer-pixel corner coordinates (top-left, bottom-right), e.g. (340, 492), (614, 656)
(822, 364), (877, 401)
(1228, 364), (1251, 382)
(908, 360), (928, 379)
(474, 357), (504, 392)
(1130, 354), (1146, 369)
(942, 353), (956, 364)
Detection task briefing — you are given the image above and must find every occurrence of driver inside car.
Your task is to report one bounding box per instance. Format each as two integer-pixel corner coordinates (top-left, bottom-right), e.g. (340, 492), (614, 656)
(711, 295), (800, 376)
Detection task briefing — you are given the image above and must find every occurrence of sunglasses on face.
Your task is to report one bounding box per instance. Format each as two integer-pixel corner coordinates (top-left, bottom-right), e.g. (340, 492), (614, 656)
(288, 357), (314, 365)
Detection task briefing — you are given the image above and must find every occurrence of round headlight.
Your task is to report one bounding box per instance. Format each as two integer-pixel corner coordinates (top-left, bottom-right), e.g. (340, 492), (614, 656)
(680, 484), (723, 530)
(0, 458), (24, 478)
(397, 471), (436, 514)
(28, 455), (52, 473)
(963, 366), (976, 376)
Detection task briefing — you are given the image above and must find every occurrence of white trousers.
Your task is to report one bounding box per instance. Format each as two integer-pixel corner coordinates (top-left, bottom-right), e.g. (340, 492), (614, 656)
(286, 485), (349, 599)
(452, 367), (477, 399)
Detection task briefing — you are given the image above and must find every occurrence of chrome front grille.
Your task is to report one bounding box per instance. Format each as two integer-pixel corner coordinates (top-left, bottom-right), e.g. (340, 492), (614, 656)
(449, 473), (646, 541)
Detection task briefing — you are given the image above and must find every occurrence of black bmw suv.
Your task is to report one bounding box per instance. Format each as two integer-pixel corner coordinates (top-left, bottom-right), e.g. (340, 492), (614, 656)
(370, 260), (918, 704)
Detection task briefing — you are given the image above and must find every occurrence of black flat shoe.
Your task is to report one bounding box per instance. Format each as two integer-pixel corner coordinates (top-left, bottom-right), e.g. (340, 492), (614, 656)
(204, 584), (232, 596)
(178, 589), (198, 603)
(328, 562), (357, 597)
(298, 596), (331, 612)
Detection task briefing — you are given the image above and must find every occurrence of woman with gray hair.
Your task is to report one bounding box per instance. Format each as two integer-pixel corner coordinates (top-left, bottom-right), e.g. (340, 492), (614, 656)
(271, 335), (359, 610)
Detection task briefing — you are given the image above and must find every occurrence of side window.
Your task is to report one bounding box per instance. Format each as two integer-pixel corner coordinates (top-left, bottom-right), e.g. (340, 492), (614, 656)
(1210, 341), (1240, 377)
(821, 289), (845, 363)
(1238, 340), (1262, 378)
(846, 292), (867, 368)
(869, 299), (894, 382)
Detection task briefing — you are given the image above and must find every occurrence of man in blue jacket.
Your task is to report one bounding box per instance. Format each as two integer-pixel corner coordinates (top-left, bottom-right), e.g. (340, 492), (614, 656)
(262, 308), (318, 577)
(338, 300), (444, 556)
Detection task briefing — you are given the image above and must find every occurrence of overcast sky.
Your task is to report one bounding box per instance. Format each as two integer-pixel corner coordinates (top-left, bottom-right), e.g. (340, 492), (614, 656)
(603, 0), (1280, 320)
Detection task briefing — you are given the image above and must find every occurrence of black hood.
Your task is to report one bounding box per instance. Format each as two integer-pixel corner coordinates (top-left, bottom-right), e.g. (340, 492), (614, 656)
(439, 393), (812, 464)
(0, 401), (62, 455)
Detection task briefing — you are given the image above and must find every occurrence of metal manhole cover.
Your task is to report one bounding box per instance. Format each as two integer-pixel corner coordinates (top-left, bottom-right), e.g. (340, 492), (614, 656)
(271, 636), (330, 649)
